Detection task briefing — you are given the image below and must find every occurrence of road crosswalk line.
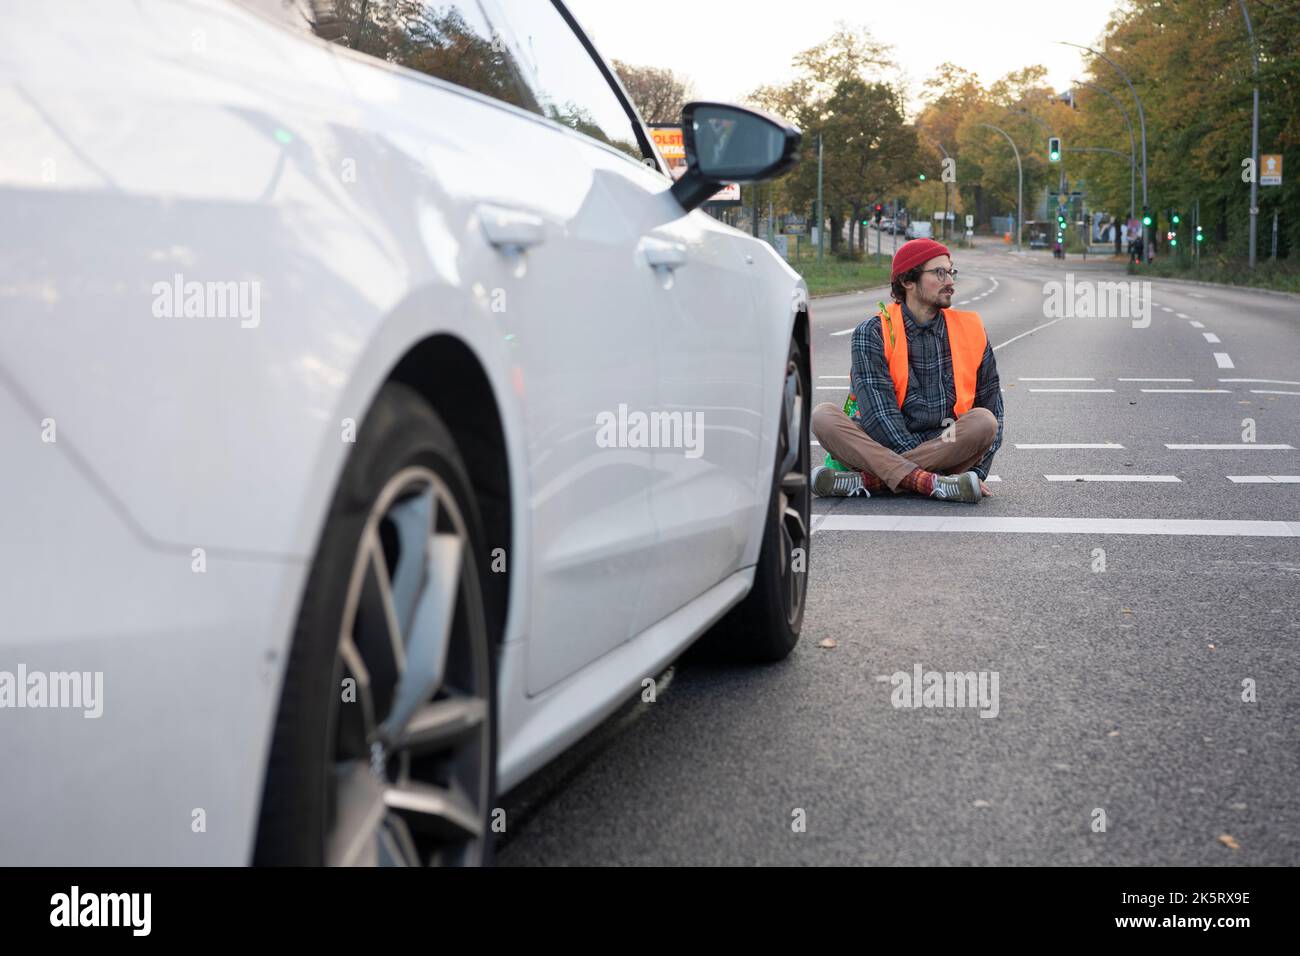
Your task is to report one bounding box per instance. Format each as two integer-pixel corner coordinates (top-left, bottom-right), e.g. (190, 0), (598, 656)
(811, 516), (1300, 537)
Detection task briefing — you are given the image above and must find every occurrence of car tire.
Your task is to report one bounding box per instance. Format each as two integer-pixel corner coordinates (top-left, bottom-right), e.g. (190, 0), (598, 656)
(689, 335), (810, 663)
(254, 382), (498, 866)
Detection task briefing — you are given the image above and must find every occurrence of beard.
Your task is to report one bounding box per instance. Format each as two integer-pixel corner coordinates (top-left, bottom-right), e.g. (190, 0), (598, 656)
(924, 286), (954, 310)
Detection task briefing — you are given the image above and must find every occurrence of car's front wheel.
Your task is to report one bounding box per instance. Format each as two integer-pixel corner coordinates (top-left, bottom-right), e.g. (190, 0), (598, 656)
(691, 335), (810, 663)
(254, 383), (497, 866)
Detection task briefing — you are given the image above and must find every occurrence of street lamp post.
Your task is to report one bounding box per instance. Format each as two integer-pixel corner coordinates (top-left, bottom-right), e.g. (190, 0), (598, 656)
(1073, 80), (1136, 242)
(1060, 41), (1149, 262)
(930, 140), (951, 241)
(978, 123), (1022, 251)
(1239, 0), (1260, 269)
(816, 133), (824, 262)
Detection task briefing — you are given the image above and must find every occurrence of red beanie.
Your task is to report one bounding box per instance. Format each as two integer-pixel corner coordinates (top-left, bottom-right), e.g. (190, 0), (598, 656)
(891, 238), (952, 280)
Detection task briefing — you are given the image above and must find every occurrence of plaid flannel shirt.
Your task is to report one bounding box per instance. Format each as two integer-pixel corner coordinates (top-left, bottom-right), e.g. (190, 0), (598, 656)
(849, 303), (1004, 480)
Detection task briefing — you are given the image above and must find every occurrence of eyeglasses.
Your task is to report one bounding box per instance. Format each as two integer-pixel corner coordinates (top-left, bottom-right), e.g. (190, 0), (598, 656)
(921, 267), (959, 281)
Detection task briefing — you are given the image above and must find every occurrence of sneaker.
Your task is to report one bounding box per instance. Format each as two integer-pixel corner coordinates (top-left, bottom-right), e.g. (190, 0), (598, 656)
(812, 465), (870, 498)
(931, 471), (982, 503)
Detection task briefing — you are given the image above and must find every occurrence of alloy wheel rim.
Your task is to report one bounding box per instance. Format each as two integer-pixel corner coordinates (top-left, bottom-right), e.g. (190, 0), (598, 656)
(776, 357), (810, 627)
(325, 466), (491, 866)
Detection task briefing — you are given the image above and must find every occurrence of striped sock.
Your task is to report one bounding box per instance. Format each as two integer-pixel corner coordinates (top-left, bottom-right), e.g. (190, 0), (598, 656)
(860, 471), (887, 493)
(899, 467), (936, 496)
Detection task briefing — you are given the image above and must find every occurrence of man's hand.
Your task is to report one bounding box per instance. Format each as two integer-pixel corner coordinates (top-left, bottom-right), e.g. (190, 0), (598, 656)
(979, 480), (994, 497)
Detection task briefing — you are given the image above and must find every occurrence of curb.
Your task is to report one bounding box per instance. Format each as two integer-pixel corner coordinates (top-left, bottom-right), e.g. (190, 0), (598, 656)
(810, 285), (891, 301)
(1134, 272), (1300, 301)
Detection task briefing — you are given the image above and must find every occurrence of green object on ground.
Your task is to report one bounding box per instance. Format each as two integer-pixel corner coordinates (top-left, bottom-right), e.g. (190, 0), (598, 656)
(823, 391), (859, 471)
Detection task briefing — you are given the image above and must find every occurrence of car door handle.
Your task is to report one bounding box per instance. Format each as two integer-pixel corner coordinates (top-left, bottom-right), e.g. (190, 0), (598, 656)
(639, 236), (687, 270)
(478, 204), (545, 252)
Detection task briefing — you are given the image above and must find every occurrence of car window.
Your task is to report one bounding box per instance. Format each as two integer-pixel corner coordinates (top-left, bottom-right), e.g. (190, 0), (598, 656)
(305, 1), (542, 114)
(485, 1), (646, 161)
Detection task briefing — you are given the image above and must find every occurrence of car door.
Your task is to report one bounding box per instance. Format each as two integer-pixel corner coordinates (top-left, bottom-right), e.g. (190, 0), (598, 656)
(483, 0), (680, 691)
(309, 0), (666, 694)
(637, 211), (768, 621)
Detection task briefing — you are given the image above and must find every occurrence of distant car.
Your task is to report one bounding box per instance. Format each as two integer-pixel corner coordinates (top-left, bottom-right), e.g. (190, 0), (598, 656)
(2, 0), (810, 866)
(906, 221), (934, 240)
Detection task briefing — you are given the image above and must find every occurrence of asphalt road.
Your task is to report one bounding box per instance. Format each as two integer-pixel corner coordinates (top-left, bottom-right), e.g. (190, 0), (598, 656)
(497, 242), (1300, 866)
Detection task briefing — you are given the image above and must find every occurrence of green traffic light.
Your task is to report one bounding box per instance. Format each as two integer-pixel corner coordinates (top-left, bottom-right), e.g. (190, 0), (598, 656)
(1170, 238), (1178, 246)
(1171, 213), (1180, 224)
(1196, 233), (1205, 242)
(919, 174), (926, 181)
(1142, 215), (1152, 226)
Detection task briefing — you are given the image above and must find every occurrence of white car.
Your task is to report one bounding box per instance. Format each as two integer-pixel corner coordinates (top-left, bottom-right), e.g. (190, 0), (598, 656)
(1, 0), (810, 865)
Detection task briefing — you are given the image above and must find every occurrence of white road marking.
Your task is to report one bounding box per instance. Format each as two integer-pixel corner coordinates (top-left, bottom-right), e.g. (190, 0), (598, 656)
(830, 327), (856, 336)
(1189, 320), (1205, 328)
(1165, 443), (1294, 450)
(1018, 377), (1096, 381)
(986, 476), (1001, 482)
(1139, 388), (1231, 393)
(1227, 476), (1300, 483)
(811, 516), (1300, 537)
(1176, 312), (1191, 318)
(1203, 332), (1221, 343)
(992, 318), (1064, 351)
(1161, 306), (1174, 312)
(957, 300), (971, 305)
(816, 385), (849, 390)
(1251, 389), (1300, 396)
(1028, 388), (1116, 393)
(1015, 443), (1125, 449)
(1221, 378), (1300, 386)
(818, 375), (850, 379)
(1044, 474), (1181, 482)
(1189, 293), (1206, 298)
(1214, 353), (1235, 368)
(1118, 377), (1194, 382)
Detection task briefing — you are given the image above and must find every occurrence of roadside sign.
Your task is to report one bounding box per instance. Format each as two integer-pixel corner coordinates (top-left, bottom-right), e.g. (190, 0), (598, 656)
(1262, 154), (1282, 186)
(649, 125), (685, 163)
(965, 214), (974, 228)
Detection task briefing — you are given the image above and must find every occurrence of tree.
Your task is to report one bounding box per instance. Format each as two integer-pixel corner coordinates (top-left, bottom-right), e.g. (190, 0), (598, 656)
(745, 24), (912, 254)
(612, 60), (695, 125)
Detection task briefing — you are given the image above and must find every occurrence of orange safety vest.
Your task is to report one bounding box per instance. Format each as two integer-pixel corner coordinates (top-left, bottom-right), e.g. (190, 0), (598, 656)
(877, 302), (988, 416)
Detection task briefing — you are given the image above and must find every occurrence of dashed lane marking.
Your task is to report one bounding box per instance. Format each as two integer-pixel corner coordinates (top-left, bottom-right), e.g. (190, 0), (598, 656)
(1015, 443), (1124, 449)
(1166, 443), (1294, 450)
(1214, 353), (1235, 369)
(1221, 378), (1300, 386)
(1043, 474), (1181, 482)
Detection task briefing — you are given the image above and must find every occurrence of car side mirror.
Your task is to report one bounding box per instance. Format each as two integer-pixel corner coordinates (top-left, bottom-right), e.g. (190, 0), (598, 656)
(670, 102), (801, 213)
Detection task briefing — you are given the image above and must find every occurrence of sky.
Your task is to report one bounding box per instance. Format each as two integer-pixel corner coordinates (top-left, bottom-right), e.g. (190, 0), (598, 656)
(567, 0), (1129, 117)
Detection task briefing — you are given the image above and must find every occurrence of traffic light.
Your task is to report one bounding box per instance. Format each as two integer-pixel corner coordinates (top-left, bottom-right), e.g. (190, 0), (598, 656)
(1195, 224), (1205, 243)
(1142, 210), (1152, 227)
(1171, 211), (1181, 225)
(918, 173), (926, 181)
(874, 203), (884, 223)
(1048, 137), (1061, 162)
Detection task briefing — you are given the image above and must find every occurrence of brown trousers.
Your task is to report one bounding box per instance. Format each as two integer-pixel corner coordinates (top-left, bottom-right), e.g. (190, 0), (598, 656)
(812, 403), (998, 492)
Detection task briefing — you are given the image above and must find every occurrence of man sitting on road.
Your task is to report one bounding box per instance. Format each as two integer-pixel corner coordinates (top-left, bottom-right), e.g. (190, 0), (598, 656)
(811, 238), (1004, 503)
